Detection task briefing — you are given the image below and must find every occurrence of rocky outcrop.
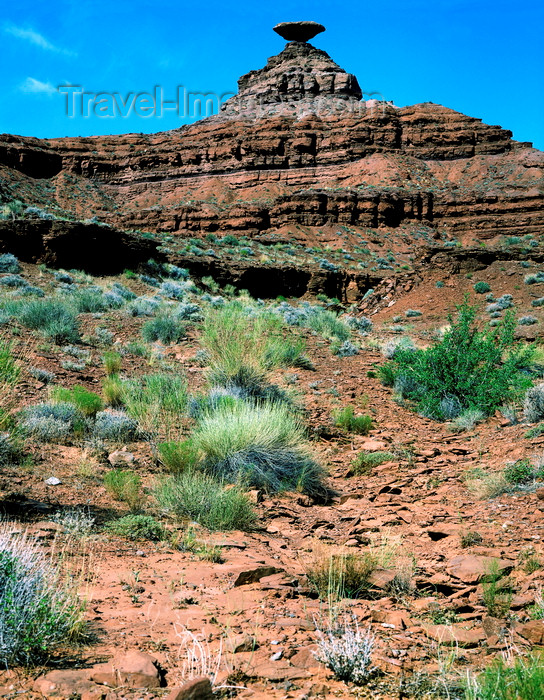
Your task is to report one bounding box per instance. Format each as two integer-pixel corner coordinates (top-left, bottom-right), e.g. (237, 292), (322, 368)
(0, 26), (541, 246)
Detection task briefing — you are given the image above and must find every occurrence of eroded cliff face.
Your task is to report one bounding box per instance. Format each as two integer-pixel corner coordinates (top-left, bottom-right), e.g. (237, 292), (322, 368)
(0, 40), (542, 245)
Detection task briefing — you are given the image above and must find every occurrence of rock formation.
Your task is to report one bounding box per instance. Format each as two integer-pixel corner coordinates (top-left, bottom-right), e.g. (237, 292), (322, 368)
(0, 21), (542, 248)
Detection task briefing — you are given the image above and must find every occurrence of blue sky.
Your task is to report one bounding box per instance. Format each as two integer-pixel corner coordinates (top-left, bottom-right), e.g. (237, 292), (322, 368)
(1, 0), (543, 150)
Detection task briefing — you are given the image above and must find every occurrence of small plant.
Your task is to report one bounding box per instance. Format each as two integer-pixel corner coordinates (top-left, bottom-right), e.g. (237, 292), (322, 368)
(102, 376), (124, 407)
(51, 385), (103, 417)
(191, 400), (325, 497)
(94, 410), (138, 441)
(157, 440), (200, 474)
(504, 459), (534, 484)
(333, 406), (373, 435)
(474, 281), (491, 294)
(0, 523), (85, 666)
(460, 531), (483, 548)
(28, 367), (55, 383)
(306, 546), (378, 600)
(331, 339), (360, 357)
(314, 616), (375, 685)
(518, 316), (538, 326)
(382, 301), (533, 420)
(141, 316), (185, 344)
(103, 469), (143, 510)
(19, 299), (80, 344)
(19, 402), (83, 442)
(102, 351), (122, 376)
(405, 309), (422, 318)
(352, 451), (395, 475)
(465, 654), (544, 700)
(482, 560), (513, 617)
(178, 526), (223, 563)
(0, 254), (21, 273)
(106, 514), (166, 540)
(524, 383), (544, 423)
(154, 472), (256, 531)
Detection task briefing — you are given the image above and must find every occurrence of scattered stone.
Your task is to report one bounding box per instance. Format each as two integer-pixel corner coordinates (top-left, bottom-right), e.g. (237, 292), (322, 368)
(515, 620), (544, 645)
(33, 670), (98, 697)
(89, 650), (161, 689)
(44, 476), (61, 486)
(108, 449), (135, 466)
(165, 677), (213, 700)
(233, 565), (283, 587)
(446, 555), (514, 584)
(228, 635), (259, 653)
(422, 623), (485, 647)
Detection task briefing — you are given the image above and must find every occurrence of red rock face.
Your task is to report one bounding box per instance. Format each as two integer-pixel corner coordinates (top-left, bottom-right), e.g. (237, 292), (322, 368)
(0, 42), (542, 242)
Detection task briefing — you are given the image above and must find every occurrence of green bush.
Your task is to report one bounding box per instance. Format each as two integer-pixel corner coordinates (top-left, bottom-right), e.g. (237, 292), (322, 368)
(306, 308), (351, 342)
(157, 439), (200, 473)
(51, 385), (103, 417)
(102, 351), (122, 376)
(0, 525), (84, 666)
(72, 289), (107, 313)
(474, 281), (491, 294)
(141, 316), (185, 344)
(18, 299), (80, 343)
(122, 373), (188, 434)
(191, 400), (325, 496)
(504, 459), (535, 484)
(465, 654), (544, 700)
(333, 406), (373, 435)
(154, 472), (256, 531)
(106, 514), (166, 541)
(352, 451), (395, 475)
(381, 301), (533, 420)
(103, 469), (142, 510)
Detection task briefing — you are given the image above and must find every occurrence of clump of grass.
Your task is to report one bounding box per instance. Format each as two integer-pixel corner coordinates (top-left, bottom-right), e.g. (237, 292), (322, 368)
(106, 514), (166, 540)
(102, 376), (124, 407)
(51, 385), (103, 417)
(460, 531), (483, 548)
(141, 316), (185, 344)
(306, 308), (351, 342)
(191, 400), (325, 497)
(157, 439), (200, 474)
(122, 373), (188, 435)
(102, 351), (122, 376)
(154, 472), (256, 531)
(352, 451), (395, 475)
(178, 526), (223, 562)
(0, 523), (85, 666)
(333, 406), (373, 435)
(18, 299), (80, 344)
(103, 469), (143, 510)
(465, 654), (544, 700)
(523, 383), (544, 423)
(482, 559), (513, 617)
(305, 545), (378, 600)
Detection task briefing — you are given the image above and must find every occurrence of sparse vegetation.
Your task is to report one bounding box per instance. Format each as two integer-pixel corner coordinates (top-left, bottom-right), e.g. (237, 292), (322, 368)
(333, 405), (373, 435)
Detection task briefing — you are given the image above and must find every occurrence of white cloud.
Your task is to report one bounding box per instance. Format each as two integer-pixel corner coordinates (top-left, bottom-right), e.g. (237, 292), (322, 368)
(19, 77), (57, 97)
(4, 23), (75, 56)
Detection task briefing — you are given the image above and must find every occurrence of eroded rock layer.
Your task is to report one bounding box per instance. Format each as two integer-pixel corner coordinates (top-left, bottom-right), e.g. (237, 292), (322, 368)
(0, 41), (542, 243)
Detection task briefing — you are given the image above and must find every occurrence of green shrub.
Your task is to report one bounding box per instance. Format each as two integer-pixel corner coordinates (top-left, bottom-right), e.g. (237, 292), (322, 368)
(0, 524), (85, 666)
(465, 655), (544, 700)
(352, 451), (395, 475)
(51, 385), (103, 417)
(102, 351), (122, 376)
(122, 373), (188, 434)
(381, 301), (533, 420)
(141, 316), (185, 344)
(106, 514), (166, 541)
(306, 308), (351, 342)
(103, 469), (142, 510)
(504, 459), (534, 484)
(157, 439), (200, 473)
(72, 289), (107, 313)
(333, 406), (373, 435)
(305, 546), (378, 600)
(102, 376), (124, 407)
(191, 400), (325, 497)
(154, 472), (256, 531)
(474, 281), (491, 294)
(19, 299), (79, 343)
